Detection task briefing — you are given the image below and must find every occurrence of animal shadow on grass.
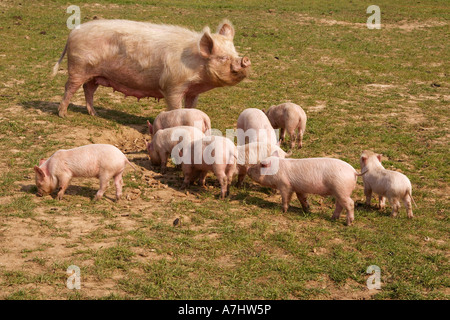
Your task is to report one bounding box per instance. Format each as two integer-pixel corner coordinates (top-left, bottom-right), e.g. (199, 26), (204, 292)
(20, 100), (152, 132)
(20, 183), (117, 202)
(355, 200), (390, 217)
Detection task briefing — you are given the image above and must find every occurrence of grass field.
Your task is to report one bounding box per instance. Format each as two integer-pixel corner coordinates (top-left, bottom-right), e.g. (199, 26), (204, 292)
(0, 0), (448, 300)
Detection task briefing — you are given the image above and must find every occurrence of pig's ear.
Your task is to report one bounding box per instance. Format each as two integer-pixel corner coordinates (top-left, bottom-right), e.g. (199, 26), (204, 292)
(377, 154), (382, 162)
(217, 20), (235, 39)
(39, 158), (47, 166)
(199, 28), (214, 58)
(261, 160), (271, 168)
(361, 156), (368, 164)
(147, 120), (153, 134)
(34, 166), (46, 178)
(272, 150), (280, 158)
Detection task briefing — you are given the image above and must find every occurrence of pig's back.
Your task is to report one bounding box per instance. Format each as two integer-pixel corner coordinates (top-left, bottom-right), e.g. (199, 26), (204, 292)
(281, 157), (357, 195)
(63, 144), (127, 177)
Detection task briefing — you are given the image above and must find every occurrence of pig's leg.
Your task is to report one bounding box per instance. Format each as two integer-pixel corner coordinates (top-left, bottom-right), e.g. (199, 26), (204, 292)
(390, 198), (400, 217)
(296, 192), (310, 212)
(364, 186), (372, 206)
(164, 89), (184, 110)
(298, 130), (303, 149)
(56, 175), (71, 200)
(331, 202), (343, 220)
(280, 188), (293, 213)
(280, 128), (286, 142)
(236, 166), (247, 188)
(114, 172), (124, 201)
(340, 197), (355, 226)
(94, 175), (111, 201)
(287, 128), (296, 149)
(184, 94), (199, 108)
(58, 79), (84, 117)
(197, 171), (208, 187)
(83, 79), (99, 116)
(216, 173), (228, 199)
(379, 196), (386, 210)
(226, 167), (234, 197)
(160, 152), (168, 174)
(404, 195), (413, 219)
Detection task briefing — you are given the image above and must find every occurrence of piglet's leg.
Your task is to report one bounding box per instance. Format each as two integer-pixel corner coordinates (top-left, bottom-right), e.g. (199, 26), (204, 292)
(379, 195), (386, 210)
(56, 176), (71, 200)
(404, 196), (413, 219)
(296, 192), (310, 212)
(280, 188), (293, 213)
(114, 172), (124, 201)
(94, 175), (110, 201)
(331, 202), (343, 220)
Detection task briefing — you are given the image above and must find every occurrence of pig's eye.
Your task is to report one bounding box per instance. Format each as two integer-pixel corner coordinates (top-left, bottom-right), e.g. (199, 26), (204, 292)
(217, 56), (229, 63)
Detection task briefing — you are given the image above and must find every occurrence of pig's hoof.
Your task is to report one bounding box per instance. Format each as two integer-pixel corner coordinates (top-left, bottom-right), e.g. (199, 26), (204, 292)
(58, 110), (67, 118)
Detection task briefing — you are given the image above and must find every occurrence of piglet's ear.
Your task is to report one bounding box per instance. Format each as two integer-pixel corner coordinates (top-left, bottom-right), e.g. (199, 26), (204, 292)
(39, 158), (47, 166)
(261, 160), (271, 168)
(217, 20), (235, 39)
(272, 150), (280, 158)
(361, 156), (367, 163)
(199, 28), (214, 58)
(377, 154), (382, 162)
(34, 166), (45, 178)
(147, 120), (153, 135)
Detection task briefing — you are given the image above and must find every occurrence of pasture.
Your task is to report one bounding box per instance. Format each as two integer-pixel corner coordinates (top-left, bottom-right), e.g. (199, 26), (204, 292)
(0, 0), (448, 299)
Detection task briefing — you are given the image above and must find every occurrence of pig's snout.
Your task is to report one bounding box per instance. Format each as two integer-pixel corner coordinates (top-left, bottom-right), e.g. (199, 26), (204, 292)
(241, 57), (251, 68)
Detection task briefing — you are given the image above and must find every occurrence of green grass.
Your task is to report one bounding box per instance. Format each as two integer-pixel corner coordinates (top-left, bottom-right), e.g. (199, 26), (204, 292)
(0, 0), (448, 300)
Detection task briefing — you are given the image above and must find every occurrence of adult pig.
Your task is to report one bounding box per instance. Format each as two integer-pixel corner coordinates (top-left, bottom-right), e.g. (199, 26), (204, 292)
(247, 155), (366, 225)
(146, 126), (204, 173)
(264, 102), (307, 149)
(52, 19), (251, 117)
(34, 144), (135, 201)
(236, 108), (278, 145)
(179, 135), (237, 199)
(360, 150), (416, 218)
(147, 108), (211, 136)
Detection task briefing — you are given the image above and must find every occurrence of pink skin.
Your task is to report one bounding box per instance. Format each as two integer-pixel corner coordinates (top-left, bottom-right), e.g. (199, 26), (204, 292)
(247, 156), (363, 225)
(264, 102), (307, 149)
(34, 144), (135, 201)
(236, 142), (288, 188)
(360, 150), (415, 218)
(146, 126), (204, 174)
(236, 108), (278, 146)
(52, 19), (250, 117)
(180, 136), (236, 199)
(147, 108), (211, 136)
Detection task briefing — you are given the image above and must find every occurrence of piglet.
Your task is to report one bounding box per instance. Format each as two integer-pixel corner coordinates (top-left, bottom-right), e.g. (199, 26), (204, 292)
(264, 102), (307, 149)
(236, 108), (278, 145)
(34, 144), (136, 201)
(236, 142), (289, 188)
(360, 150), (416, 218)
(146, 126), (205, 173)
(147, 108), (211, 135)
(247, 155), (366, 225)
(179, 135), (237, 199)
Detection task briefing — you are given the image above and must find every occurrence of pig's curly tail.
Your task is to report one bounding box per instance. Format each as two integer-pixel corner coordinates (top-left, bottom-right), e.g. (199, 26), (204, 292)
(51, 41), (68, 78)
